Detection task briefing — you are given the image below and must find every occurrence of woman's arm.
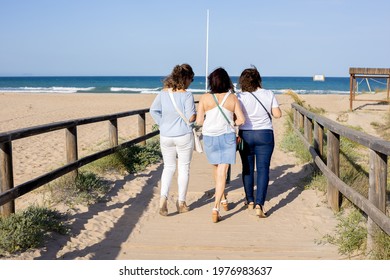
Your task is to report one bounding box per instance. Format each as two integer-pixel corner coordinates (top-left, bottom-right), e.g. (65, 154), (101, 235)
(233, 96), (245, 126)
(271, 107), (282, 118)
(150, 94), (162, 125)
(195, 95), (206, 125)
(185, 93), (196, 123)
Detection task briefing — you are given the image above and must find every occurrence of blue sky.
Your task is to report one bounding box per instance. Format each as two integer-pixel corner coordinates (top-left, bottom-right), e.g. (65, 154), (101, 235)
(1, 0), (389, 77)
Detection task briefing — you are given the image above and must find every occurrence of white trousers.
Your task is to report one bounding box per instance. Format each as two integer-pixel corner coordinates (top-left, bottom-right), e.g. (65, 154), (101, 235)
(160, 133), (194, 202)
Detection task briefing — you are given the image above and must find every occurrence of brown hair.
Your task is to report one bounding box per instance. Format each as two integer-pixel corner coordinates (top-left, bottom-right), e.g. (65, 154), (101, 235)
(208, 67), (233, 94)
(169, 64), (194, 91)
(239, 66), (262, 92)
(162, 75), (173, 89)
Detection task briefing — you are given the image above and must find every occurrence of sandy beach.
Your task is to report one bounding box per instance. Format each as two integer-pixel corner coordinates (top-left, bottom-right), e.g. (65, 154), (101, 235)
(0, 91), (388, 260)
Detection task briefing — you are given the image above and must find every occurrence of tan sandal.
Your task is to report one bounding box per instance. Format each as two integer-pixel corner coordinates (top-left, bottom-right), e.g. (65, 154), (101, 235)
(176, 200), (190, 213)
(255, 204), (267, 218)
(220, 199), (229, 211)
(212, 208), (221, 223)
(246, 201), (254, 210)
(159, 197), (168, 216)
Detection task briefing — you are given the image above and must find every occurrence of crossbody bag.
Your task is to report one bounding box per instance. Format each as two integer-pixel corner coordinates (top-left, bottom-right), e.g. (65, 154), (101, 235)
(168, 91), (203, 153)
(211, 93), (243, 150)
(249, 91), (272, 122)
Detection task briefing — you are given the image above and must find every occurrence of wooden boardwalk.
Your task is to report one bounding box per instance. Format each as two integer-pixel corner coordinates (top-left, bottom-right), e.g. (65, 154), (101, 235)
(1, 98), (344, 260)
(27, 125), (342, 260)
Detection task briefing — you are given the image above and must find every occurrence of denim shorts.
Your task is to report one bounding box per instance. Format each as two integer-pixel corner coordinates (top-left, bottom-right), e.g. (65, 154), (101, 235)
(203, 132), (236, 164)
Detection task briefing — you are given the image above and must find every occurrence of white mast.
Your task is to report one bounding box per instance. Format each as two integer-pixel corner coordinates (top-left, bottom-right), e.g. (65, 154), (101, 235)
(205, 9), (209, 92)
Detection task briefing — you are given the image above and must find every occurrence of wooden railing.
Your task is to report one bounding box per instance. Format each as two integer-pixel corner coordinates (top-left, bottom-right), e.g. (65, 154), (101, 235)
(0, 108), (158, 217)
(292, 103), (390, 250)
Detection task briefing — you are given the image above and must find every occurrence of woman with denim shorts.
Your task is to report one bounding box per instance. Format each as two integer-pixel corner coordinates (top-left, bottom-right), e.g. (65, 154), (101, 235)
(150, 64), (196, 216)
(196, 67), (245, 223)
(236, 66), (282, 218)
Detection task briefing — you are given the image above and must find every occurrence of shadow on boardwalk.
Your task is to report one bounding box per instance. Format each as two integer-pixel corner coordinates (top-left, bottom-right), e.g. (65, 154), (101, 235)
(25, 146), (342, 260)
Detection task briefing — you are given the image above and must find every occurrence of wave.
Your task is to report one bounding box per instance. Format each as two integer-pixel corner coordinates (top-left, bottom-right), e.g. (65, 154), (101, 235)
(0, 87), (95, 93)
(111, 87), (161, 93)
(272, 89), (350, 95)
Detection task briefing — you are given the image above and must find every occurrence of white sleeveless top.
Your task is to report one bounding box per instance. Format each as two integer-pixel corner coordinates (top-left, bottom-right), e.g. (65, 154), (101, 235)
(202, 93), (235, 136)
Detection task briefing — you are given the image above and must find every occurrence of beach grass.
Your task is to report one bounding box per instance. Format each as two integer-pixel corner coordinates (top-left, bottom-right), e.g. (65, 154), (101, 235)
(85, 138), (162, 175)
(282, 92), (390, 259)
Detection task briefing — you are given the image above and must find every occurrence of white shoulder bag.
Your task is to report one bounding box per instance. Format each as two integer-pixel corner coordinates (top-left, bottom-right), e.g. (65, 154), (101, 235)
(168, 91), (203, 153)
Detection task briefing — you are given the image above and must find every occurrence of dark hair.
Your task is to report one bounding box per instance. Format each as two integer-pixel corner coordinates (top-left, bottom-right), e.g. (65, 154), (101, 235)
(208, 67), (233, 94)
(170, 63), (194, 91)
(239, 66), (262, 92)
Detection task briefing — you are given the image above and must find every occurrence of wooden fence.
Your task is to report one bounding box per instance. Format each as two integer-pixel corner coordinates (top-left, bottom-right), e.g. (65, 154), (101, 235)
(0, 108), (158, 217)
(292, 103), (390, 250)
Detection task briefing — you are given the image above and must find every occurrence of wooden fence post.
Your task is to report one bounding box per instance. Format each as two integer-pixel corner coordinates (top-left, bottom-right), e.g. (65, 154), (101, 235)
(327, 130), (341, 212)
(314, 122), (324, 159)
(109, 119), (118, 147)
(304, 116), (313, 144)
(0, 142), (15, 216)
(367, 149), (387, 253)
(66, 126), (78, 180)
(293, 108), (298, 129)
(138, 113), (146, 146)
(298, 112), (304, 131)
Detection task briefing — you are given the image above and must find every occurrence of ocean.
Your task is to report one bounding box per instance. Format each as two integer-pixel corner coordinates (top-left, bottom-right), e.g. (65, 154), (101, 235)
(0, 76), (386, 95)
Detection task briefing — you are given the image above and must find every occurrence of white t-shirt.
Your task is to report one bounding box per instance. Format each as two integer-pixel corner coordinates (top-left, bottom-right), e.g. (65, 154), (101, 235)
(237, 88), (279, 130)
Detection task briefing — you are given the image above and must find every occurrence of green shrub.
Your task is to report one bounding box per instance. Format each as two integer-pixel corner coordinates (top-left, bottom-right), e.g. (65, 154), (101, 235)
(322, 209), (367, 258)
(372, 229), (390, 259)
(88, 139), (162, 174)
(48, 171), (109, 207)
(280, 109), (312, 163)
(0, 206), (69, 255)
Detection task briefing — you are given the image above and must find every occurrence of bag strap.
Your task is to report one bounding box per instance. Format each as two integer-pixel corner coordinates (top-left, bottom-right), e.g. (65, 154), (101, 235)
(212, 93), (236, 132)
(168, 90), (191, 127)
(249, 91), (272, 122)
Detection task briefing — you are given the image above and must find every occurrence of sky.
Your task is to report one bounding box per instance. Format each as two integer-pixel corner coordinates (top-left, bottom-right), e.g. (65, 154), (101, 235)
(1, 0), (389, 77)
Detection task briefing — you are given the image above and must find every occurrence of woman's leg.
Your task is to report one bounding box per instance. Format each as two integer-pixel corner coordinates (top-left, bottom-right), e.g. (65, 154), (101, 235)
(213, 163), (230, 209)
(239, 130), (256, 204)
(159, 136), (177, 199)
(254, 130), (274, 207)
(175, 133), (194, 203)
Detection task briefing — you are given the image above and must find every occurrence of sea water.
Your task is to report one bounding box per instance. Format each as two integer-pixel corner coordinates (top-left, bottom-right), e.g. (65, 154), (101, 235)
(0, 76), (386, 95)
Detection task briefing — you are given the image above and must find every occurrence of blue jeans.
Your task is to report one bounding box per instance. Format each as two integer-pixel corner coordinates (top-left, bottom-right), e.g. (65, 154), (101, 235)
(238, 129), (274, 206)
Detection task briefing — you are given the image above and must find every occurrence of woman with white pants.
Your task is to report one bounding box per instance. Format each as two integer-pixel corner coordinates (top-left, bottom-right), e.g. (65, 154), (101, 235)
(150, 64), (196, 216)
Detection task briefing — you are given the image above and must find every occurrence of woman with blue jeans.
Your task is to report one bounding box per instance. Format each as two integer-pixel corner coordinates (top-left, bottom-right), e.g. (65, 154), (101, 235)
(237, 66), (282, 217)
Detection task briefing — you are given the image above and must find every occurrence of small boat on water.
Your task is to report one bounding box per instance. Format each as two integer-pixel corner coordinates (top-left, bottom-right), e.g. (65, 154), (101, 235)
(313, 74), (325, 81)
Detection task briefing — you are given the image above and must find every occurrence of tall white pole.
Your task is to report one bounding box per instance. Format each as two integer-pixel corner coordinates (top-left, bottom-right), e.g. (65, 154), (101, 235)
(205, 9), (209, 93)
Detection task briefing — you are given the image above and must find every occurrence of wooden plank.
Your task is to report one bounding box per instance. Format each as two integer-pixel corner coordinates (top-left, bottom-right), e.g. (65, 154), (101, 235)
(138, 113), (146, 146)
(109, 119), (118, 147)
(349, 68), (390, 75)
(367, 150), (387, 250)
(350, 74), (354, 110)
(327, 130), (341, 212)
(304, 116), (313, 144)
(0, 142), (14, 216)
(66, 126), (78, 180)
(314, 121), (324, 159)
